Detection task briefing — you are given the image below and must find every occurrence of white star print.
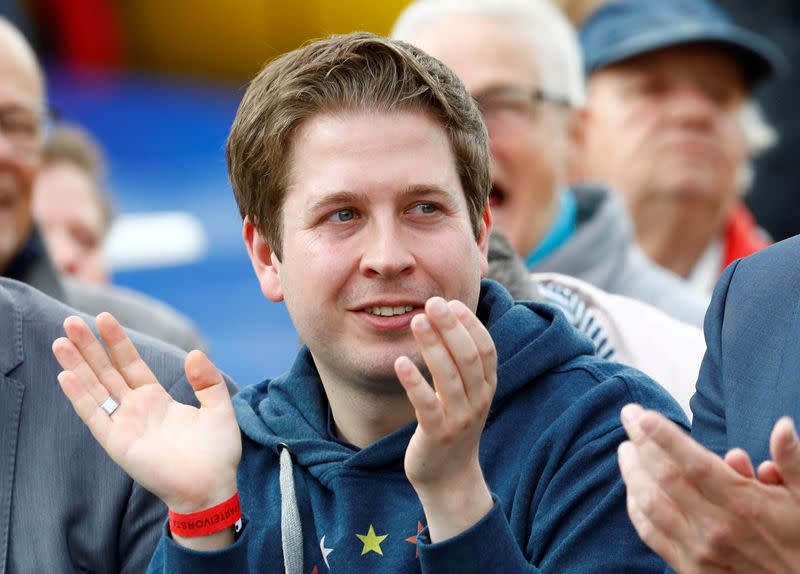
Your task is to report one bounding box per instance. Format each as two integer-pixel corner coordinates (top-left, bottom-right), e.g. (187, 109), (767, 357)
(320, 535), (333, 569)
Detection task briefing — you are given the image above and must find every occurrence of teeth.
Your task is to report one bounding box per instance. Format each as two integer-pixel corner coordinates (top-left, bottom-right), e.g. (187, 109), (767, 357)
(366, 306), (414, 317)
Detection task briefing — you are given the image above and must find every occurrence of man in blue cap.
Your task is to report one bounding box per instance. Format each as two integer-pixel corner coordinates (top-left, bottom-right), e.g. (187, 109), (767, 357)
(577, 0), (784, 294)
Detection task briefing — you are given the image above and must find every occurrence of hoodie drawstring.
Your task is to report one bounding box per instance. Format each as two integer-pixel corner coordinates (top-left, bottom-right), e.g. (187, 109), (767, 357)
(279, 445), (304, 574)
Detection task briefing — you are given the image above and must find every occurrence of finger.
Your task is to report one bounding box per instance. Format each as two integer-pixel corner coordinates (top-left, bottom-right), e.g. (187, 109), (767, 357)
(57, 369), (112, 447)
(395, 355), (444, 432)
(96, 312), (160, 389)
(770, 417), (800, 488)
(449, 299), (497, 392)
(63, 315), (132, 400)
(626, 493), (680, 570)
(620, 403), (647, 440)
(621, 405), (720, 514)
(53, 335), (123, 406)
(424, 297), (486, 405)
(756, 460), (784, 485)
(724, 448), (755, 479)
(618, 440), (691, 544)
(410, 309), (468, 414)
(634, 407), (743, 506)
(184, 350), (233, 411)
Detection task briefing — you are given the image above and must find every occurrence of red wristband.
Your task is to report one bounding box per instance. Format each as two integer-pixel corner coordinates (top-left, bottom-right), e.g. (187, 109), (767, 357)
(168, 493), (242, 538)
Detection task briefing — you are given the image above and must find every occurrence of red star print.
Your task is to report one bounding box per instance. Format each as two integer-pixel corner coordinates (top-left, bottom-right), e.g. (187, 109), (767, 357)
(404, 521), (425, 558)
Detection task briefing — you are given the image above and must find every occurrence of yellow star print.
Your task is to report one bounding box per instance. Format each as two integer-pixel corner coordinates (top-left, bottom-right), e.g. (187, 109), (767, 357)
(356, 524), (388, 556)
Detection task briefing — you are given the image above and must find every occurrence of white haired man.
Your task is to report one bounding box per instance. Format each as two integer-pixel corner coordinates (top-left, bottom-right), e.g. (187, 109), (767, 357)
(578, 0), (784, 294)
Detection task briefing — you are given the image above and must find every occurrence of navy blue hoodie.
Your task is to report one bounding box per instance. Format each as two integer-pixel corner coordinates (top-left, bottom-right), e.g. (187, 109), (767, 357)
(150, 280), (687, 573)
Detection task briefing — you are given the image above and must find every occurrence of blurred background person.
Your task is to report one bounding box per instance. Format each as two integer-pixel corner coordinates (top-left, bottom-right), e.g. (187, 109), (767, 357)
(577, 0), (785, 294)
(33, 122), (112, 285)
(392, 0), (709, 327)
(557, 0), (800, 245)
(0, 16), (205, 352)
(488, 230), (705, 418)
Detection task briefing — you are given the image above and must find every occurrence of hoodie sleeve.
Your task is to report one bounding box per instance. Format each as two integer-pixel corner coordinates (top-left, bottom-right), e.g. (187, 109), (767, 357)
(417, 376), (682, 573)
(147, 518), (250, 573)
(416, 441), (667, 573)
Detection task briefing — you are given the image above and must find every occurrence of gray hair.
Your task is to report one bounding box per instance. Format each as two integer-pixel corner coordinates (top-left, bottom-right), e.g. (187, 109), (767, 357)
(487, 230), (543, 301)
(737, 100), (778, 193)
(391, 0), (586, 106)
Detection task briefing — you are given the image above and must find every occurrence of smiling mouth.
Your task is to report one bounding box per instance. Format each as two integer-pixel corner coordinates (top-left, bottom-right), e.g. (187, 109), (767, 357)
(364, 305), (415, 317)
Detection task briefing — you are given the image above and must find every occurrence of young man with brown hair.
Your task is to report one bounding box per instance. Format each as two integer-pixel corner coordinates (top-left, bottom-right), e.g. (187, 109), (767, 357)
(55, 32), (683, 573)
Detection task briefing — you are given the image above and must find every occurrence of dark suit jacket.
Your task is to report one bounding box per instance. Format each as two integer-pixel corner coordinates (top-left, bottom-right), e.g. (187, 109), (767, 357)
(691, 234), (800, 465)
(0, 278), (233, 573)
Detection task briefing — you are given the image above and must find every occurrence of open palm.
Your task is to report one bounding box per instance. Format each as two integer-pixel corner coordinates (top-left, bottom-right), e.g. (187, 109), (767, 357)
(53, 312), (241, 513)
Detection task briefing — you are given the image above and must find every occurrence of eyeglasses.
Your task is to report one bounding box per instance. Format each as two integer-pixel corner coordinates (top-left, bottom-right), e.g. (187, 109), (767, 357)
(473, 86), (571, 130)
(0, 105), (56, 157)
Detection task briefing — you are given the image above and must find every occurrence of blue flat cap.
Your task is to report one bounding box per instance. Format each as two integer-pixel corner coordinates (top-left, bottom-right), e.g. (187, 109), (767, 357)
(580, 0), (787, 85)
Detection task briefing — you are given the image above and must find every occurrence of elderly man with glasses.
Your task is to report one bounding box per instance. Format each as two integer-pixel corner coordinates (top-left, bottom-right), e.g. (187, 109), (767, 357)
(392, 0), (709, 327)
(0, 17), (205, 352)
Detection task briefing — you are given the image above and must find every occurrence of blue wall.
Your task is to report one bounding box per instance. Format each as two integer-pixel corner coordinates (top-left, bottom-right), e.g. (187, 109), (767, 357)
(47, 69), (299, 386)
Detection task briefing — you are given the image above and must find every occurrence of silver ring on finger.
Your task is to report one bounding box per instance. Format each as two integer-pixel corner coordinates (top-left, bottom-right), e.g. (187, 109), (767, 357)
(100, 395), (120, 417)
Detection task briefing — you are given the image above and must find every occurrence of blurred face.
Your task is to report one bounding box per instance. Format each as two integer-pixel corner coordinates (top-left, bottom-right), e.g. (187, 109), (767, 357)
(582, 44), (747, 217)
(246, 110), (490, 390)
(0, 24), (44, 273)
(33, 161), (108, 284)
(404, 15), (573, 257)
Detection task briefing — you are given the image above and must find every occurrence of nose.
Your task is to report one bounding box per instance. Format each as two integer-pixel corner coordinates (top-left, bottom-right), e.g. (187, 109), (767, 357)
(359, 218), (416, 279)
(665, 84), (719, 129)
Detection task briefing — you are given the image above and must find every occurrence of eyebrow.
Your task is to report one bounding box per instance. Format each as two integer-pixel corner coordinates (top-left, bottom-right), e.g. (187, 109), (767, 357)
(306, 184), (456, 214)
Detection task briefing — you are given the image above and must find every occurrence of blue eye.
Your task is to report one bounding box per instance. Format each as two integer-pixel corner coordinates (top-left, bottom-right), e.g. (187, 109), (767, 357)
(410, 203), (438, 215)
(328, 209), (356, 222)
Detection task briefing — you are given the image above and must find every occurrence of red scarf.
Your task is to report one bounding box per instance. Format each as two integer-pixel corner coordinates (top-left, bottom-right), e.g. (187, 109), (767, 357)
(722, 202), (771, 270)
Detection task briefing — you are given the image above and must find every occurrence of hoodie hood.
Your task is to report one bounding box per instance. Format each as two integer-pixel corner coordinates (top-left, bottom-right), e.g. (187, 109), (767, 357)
(233, 279), (595, 484)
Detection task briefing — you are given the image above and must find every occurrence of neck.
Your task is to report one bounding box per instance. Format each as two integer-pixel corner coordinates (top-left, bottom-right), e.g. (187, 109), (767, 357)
(630, 196), (730, 278)
(319, 369), (416, 449)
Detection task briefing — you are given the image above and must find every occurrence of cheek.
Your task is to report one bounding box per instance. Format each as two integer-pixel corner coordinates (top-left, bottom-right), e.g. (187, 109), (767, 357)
(720, 122), (748, 163)
(285, 234), (354, 291)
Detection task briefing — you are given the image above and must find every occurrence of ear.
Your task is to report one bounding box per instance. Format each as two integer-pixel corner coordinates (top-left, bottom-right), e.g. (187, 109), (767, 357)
(477, 203), (493, 278)
(565, 106), (589, 185)
(242, 217), (284, 302)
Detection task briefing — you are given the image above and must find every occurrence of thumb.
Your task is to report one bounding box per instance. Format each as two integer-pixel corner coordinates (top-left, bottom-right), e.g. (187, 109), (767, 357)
(770, 417), (800, 488)
(184, 350), (231, 409)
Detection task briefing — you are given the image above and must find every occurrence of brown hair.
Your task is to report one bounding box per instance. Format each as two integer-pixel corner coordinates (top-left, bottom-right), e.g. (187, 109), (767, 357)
(226, 31), (490, 260)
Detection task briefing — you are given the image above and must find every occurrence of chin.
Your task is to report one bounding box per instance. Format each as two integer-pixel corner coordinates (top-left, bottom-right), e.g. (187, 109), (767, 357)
(338, 345), (414, 385)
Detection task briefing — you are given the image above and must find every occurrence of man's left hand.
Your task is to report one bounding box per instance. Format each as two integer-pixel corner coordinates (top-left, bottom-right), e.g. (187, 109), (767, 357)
(396, 297), (496, 543)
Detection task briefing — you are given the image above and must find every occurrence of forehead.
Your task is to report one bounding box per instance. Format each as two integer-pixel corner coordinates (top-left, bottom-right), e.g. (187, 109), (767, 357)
(0, 24), (43, 107)
(405, 14), (541, 94)
(34, 163), (101, 217)
(594, 43), (746, 87)
(284, 109), (465, 208)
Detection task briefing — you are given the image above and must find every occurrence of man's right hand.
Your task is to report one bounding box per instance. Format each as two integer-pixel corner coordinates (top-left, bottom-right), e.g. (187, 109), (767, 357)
(53, 312), (242, 550)
(618, 404), (800, 574)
